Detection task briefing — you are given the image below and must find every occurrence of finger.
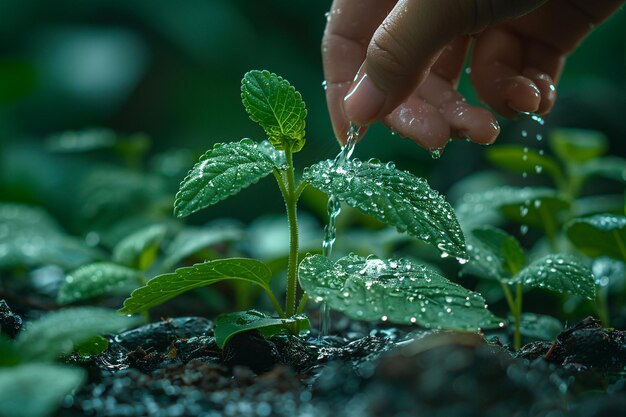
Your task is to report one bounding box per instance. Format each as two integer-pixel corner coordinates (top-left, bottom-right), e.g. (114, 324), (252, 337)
(322, 0), (396, 142)
(522, 67), (557, 115)
(430, 36), (471, 88)
(417, 74), (500, 144)
(471, 28), (542, 118)
(383, 97), (451, 151)
(343, 0), (546, 126)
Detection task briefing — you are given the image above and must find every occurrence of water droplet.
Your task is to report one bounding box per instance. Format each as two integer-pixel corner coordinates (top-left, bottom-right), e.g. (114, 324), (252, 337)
(430, 149), (442, 159)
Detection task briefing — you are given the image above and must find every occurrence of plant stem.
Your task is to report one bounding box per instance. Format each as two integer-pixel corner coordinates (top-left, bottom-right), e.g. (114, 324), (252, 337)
(296, 293), (309, 314)
(539, 205), (558, 252)
(595, 286), (610, 327)
(284, 149), (300, 317)
(265, 289), (285, 317)
(613, 230), (626, 263)
(513, 283), (523, 350)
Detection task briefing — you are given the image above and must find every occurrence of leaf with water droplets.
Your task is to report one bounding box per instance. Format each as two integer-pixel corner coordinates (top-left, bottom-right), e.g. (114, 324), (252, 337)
(486, 145), (563, 184)
(510, 254), (595, 300)
(120, 258), (273, 314)
(57, 262), (142, 304)
(456, 186), (569, 232)
(579, 157), (626, 184)
(299, 254), (500, 330)
(0, 364), (85, 417)
(112, 224), (168, 269)
(0, 203), (100, 270)
(517, 313), (563, 341)
(174, 140), (277, 218)
(466, 226), (525, 281)
(549, 128), (607, 163)
(241, 70), (307, 152)
(565, 214), (626, 260)
(16, 307), (141, 361)
(214, 310), (309, 348)
(303, 159), (467, 260)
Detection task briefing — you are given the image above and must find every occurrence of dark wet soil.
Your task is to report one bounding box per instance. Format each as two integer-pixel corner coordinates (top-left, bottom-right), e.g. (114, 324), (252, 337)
(3, 299), (625, 417)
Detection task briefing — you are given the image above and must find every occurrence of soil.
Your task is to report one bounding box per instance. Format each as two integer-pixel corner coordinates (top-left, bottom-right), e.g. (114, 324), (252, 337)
(3, 300), (626, 417)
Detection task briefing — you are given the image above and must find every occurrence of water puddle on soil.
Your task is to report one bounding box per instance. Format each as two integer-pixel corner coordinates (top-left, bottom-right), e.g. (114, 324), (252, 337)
(319, 123), (361, 337)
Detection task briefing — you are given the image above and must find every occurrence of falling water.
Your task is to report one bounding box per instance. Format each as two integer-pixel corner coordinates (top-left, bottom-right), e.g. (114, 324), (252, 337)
(519, 113), (545, 235)
(319, 122), (360, 337)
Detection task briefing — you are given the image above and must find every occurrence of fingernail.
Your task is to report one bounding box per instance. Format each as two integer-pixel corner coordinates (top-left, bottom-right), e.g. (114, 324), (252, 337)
(343, 72), (386, 125)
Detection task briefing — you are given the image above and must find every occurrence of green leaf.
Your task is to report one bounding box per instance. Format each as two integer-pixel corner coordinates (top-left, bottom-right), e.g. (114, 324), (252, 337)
(46, 128), (117, 153)
(174, 140), (276, 218)
(57, 262), (142, 304)
(565, 214), (626, 260)
(456, 186), (569, 232)
(549, 128), (608, 163)
(579, 156), (626, 183)
(574, 194), (624, 217)
(303, 159), (467, 260)
(510, 254), (595, 300)
(160, 224), (243, 270)
(0, 364), (85, 417)
(73, 335), (109, 357)
(299, 254), (501, 330)
(120, 258), (273, 314)
(214, 310), (309, 349)
(112, 224), (168, 269)
(0, 335), (21, 366)
(466, 226), (525, 281)
(241, 70), (307, 152)
(15, 308), (140, 362)
(0, 204), (100, 270)
(486, 145), (563, 184)
(517, 313), (563, 341)
(592, 257), (626, 289)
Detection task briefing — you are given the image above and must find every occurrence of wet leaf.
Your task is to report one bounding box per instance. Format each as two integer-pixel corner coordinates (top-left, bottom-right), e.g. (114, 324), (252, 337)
(592, 257), (626, 290)
(0, 364), (85, 417)
(303, 159), (467, 260)
(456, 186), (569, 232)
(579, 156), (626, 183)
(174, 140), (276, 218)
(486, 145), (563, 184)
(510, 254), (595, 300)
(466, 226), (525, 281)
(57, 262), (142, 304)
(565, 214), (626, 260)
(112, 224), (168, 269)
(160, 224), (243, 270)
(241, 70), (307, 152)
(214, 309), (309, 348)
(120, 258), (273, 314)
(299, 254), (500, 330)
(549, 128), (608, 163)
(517, 313), (563, 341)
(16, 308), (140, 361)
(46, 128), (117, 153)
(0, 204), (99, 270)
(573, 194), (624, 217)
(73, 335), (109, 357)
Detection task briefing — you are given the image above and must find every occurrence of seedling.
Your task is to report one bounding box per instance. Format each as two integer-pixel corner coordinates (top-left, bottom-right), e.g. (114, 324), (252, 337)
(121, 70), (500, 347)
(465, 225), (595, 349)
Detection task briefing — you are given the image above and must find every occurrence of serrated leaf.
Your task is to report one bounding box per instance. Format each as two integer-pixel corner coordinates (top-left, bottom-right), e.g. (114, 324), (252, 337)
(0, 204), (99, 270)
(303, 159), (467, 260)
(510, 254), (595, 300)
(486, 145), (563, 184)
(299, 254), (500, 330)
(579, 156), (626, 183)
(549, 128), (608, 163)
(120, 258), (273, 314)
(0, 364), (85, 417)
(174, 140), (276, 218)
(73, 335), (109, 357)
(214, 310), (309, 348)
(517, 313), (563, 341)
(456, 186), (569, 232)
(466, 226), (525, 281)
(160, 224), (244, 270)
(112, 224), (168, 269)
(46, 128), (117, 153)
(15, 308), (140, 361)
(565, 214), (626, 260)
(57, 262), (142, 304)
(241, 70), (307, 152)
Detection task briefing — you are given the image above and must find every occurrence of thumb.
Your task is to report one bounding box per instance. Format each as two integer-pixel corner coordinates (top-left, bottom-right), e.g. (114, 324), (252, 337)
(343, 0), (547, 126)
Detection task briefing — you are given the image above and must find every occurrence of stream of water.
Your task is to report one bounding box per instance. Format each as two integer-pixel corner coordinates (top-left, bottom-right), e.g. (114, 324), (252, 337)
(319, 123), (361, 337)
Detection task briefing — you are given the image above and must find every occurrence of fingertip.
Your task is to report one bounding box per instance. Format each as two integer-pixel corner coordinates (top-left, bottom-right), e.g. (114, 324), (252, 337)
(523, 68), (557, 115)
(500, 76), (541, 114)
(383, 100), (451, 151)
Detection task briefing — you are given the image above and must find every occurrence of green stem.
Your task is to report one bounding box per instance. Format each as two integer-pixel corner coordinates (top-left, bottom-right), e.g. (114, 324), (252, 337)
(513, 283), (523, 350)
(500, 282), (516, 314)
(539, 204), (558, 252)
(613, 230), (626, 263)
(265, 289), (285, 318)
(284, 149), (300, 317)
(595, 286), (610, 327)
(296, 293), (309, 314)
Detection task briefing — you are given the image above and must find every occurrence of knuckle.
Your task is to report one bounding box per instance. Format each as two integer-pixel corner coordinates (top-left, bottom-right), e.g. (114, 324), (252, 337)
(368, 22), (413, 81)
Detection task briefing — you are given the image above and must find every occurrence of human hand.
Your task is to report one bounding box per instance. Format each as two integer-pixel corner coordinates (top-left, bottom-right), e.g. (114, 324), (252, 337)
(322, 0), (624, 150)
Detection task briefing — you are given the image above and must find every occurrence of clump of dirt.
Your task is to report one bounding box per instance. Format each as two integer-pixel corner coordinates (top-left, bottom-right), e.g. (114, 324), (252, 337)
(0, 299), (22, 338)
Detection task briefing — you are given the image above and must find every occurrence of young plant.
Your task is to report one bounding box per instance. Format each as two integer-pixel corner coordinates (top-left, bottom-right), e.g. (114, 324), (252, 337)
(121, 70), (500, 347)
(465, 225), (595, 349)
